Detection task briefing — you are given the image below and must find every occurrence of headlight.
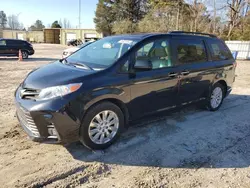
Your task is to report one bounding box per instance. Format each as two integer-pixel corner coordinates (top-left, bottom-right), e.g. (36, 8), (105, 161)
(37, 83), (82, 101)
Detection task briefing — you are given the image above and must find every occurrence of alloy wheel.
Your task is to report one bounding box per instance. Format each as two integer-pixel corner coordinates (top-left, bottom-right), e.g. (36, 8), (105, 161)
(210, 87), (223, 109)
(88, 110), (119, 144)
(22, 51), (28, 59)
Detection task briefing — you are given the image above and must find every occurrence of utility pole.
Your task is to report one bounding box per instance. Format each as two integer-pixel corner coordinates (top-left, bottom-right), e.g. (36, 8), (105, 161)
(79, 0), (81, 29)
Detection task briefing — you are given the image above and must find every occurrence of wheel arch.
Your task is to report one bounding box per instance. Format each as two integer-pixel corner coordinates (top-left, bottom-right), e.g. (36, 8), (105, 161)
(83, 97), (130, 128)
(213, 79), (228, 97)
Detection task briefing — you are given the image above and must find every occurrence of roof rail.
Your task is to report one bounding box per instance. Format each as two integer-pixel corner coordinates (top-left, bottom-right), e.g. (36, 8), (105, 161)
(168, 31), (217, 38)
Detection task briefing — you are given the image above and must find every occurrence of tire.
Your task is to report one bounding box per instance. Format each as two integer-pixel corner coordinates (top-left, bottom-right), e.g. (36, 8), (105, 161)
(206, 83), (225, 111)
(79, 102), (124, 150)
(21, 51), (29, 59)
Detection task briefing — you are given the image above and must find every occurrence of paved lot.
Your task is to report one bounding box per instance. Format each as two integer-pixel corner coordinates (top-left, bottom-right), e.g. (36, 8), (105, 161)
(0, 44), (250, 187)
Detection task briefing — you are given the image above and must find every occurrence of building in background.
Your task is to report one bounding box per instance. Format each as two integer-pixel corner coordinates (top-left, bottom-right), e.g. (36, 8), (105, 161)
(1, 28), (103, 45)
(44, 28), (102, 45)
(2, 29), (44, 43)
(226, 41), (250, 60)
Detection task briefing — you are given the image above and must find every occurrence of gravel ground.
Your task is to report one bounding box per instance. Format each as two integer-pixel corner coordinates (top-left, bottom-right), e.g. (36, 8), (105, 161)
(0, 44), (250, 188)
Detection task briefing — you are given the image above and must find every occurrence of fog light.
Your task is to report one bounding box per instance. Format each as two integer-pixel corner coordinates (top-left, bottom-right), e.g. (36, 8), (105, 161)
(47, 124), (58, 138)
(48, 128), (57, 136)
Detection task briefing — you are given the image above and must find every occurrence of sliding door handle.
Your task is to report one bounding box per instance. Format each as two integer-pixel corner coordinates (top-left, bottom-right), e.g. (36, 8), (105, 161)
(181, 70), (190, 76)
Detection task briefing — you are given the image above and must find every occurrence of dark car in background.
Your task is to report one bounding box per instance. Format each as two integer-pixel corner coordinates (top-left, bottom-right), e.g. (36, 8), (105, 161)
(15, 31), (236, 150)
(0, 38), (35, 59)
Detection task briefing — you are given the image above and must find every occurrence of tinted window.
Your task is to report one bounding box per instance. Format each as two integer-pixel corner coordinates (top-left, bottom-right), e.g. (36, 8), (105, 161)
(7, 40), (25, 46)
(135, 39), (172, 70)
(175, 39), (207, 64)
(207, 40), (233, 61)
(137, 42), (153, 57)
(0, 40), (6, 46)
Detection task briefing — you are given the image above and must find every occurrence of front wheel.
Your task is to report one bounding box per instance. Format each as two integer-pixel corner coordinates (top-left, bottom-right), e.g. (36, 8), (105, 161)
(206, 83), (225, 111)
(21, 51), (29, 59)
(79, 102), (124, 150)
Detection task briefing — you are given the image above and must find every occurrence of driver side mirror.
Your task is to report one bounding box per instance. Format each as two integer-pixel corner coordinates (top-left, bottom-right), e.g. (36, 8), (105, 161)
(134, 59), (152, 71)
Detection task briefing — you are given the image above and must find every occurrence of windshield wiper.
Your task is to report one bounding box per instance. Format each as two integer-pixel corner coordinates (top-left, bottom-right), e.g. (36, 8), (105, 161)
(69, 62), (94, 70)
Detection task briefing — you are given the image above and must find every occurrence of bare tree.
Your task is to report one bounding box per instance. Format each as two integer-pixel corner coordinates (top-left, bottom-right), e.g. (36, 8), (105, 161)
(59, 18), (72, 28)
(213, 0), (216, 33)
(63, 18), (71, 28)
(226, 0), (248, 40)
(189, 0), (207, 32)
(59, 19), (63, 28)
(8, 14), (23, 30)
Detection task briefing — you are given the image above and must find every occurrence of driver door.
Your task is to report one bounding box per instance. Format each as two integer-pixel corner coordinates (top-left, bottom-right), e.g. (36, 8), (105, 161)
(128, 38), (180, 118)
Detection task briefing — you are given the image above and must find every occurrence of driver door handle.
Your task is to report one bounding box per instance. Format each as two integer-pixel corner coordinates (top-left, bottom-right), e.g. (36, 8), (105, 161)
(181, 70), (190, 76)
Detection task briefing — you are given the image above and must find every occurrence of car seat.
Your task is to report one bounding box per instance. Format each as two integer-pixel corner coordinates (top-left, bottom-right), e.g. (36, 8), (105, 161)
(149, 43), (171, 69)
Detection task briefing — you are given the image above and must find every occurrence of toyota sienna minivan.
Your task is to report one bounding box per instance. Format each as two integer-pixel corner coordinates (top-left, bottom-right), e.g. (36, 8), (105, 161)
(15, 31), (236, 149)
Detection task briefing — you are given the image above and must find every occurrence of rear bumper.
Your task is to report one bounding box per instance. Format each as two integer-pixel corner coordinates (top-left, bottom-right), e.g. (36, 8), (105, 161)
(15, 87), (80, 143)
(226, 87), (232, 97)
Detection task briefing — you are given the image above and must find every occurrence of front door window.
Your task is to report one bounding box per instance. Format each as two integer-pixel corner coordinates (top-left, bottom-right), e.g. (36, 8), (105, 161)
(135, 39), (172, 70)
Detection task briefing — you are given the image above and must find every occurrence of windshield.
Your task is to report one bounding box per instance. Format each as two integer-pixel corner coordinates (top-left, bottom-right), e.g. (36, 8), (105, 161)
(66, 37), (138, 69)
(78, 41), (93, 48)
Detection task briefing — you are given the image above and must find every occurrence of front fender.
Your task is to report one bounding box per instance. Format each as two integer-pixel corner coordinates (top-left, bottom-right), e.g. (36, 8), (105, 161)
(81, 87), (129, 115)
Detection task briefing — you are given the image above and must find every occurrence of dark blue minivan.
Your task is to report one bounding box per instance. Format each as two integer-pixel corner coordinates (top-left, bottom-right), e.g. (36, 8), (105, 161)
(15, 31), (236, 149)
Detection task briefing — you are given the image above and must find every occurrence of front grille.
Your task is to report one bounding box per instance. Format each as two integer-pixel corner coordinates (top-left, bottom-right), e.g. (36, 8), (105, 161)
(20, 88), (40, 100)
(16, 103), (40, 137)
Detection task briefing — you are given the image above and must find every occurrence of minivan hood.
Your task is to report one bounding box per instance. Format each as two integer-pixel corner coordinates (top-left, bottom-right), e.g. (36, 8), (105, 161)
(22, 61), (95, 89)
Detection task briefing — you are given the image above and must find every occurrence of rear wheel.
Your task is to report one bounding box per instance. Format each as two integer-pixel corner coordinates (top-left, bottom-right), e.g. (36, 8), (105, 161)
(206, 83), (225, 111)
(79, 102), (124, 150)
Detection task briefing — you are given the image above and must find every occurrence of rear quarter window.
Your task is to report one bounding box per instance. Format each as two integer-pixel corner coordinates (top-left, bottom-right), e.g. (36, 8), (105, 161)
(174, 39), (207, 64)
(207, 39), (233, 61)
(0, 40), (6, 46)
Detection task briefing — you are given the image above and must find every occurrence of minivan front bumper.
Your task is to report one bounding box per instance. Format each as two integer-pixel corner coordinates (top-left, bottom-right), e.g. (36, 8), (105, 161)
(15, 86), (80, 143)
(28, 49), (35, 55)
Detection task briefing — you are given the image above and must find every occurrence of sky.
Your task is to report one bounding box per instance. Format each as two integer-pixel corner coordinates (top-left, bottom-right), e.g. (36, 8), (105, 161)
(1, 0), (99, 29)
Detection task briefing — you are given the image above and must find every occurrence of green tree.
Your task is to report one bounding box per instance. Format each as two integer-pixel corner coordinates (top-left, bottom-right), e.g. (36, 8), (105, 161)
(113, 0), (149, 22)
(94, 0), (149, 35)
(112, 0), (149, 33)
(29, 20), (45, 31)
(94, 0), (115, 36)
(0, 11), (7, 28)
(94, 0), (250, 39)
(112, 19), (138, 34)
(51, 20), (61, 28)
